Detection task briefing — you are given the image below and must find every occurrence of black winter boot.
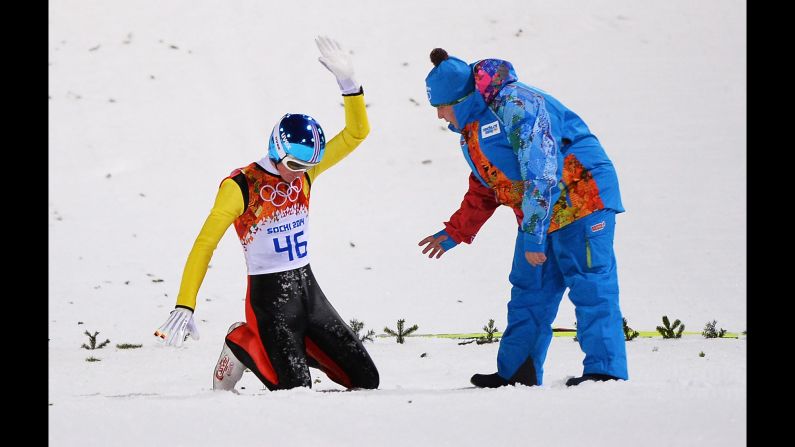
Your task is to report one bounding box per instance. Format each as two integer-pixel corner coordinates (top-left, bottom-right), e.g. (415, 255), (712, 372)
(471, 356), (537, 388)
(470, 372), (510, 388)
(565, 373), (620, 386)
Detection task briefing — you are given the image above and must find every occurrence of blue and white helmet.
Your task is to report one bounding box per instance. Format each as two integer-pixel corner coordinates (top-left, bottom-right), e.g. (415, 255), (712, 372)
(267, 113), (326, 166)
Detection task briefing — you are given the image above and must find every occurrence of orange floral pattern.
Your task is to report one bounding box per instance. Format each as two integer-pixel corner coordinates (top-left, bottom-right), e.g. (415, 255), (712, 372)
(463, 122), (524, 211)
(462, 125), (605, 234)
(232, 163), (310, 246)
(549, 154), (604, 232)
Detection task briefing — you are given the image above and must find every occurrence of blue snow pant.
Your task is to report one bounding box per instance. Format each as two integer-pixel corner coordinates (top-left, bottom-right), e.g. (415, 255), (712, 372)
(497, 209), (628, 385)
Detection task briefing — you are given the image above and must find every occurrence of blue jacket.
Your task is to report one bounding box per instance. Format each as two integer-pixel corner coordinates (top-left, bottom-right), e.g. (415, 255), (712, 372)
(444, 59), (624, 253)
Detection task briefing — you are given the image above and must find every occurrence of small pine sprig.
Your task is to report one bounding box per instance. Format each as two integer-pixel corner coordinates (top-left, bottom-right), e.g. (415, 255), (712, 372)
(702, 320), (727, 339)
(361, 329), (375, 343)
(458, 319), (502, 345)
(81, 331), (110, 350)
(656, 315), (685, 339)
(116, 343), (143, 349)
(476, 319), (500, 344)
(623, 317), (639, 341)
(383, 319), (418, 344)
(349, 319), (375, 343)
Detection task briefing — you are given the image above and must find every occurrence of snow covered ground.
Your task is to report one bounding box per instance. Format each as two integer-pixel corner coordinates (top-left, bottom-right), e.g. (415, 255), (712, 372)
(50, 336), (745, 446)
(49, 0), (746, 445)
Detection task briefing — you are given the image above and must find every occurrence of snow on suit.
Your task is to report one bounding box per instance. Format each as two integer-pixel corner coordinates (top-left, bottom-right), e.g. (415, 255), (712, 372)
(174, 91), (379, 390)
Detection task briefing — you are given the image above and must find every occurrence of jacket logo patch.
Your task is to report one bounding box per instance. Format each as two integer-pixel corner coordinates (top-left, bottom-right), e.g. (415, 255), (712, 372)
(591, 221), (606, 233)
(481, 121), (501, 138)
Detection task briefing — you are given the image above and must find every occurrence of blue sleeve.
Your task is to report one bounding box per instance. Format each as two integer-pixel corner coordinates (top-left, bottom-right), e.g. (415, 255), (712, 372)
(498, 92), (558, 253)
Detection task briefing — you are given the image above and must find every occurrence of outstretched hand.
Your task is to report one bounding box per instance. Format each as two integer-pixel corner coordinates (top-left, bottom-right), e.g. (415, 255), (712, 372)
(418, 234), (449, 259)
(154, 307), (200, 347)
(315, 35), (359, 94)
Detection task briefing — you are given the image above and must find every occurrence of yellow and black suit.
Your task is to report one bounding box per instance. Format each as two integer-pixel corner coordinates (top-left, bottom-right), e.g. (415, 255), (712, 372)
(175, 90), (378, 390)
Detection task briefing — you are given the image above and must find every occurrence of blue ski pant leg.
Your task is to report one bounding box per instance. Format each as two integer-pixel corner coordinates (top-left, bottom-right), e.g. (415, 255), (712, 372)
(553, 210), (628, 380)
(497, 230), (566, 385)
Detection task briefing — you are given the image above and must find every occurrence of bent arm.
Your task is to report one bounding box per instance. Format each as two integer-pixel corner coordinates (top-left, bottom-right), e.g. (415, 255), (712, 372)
(307, 90), (370, 181)
(443, 173), (501, 245)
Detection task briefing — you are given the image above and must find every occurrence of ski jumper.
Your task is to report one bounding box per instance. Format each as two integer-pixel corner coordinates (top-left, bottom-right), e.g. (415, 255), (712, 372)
(439, 60), (628, 384)
(174, 90), (379, 390)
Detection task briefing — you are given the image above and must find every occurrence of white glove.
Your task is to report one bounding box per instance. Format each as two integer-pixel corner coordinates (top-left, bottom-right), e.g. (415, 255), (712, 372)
(315, 35), (360, 94)
(154, 307), (200, 347)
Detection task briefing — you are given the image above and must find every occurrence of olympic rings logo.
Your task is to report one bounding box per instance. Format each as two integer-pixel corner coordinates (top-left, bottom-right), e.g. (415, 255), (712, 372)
(259, 177), (303, 207)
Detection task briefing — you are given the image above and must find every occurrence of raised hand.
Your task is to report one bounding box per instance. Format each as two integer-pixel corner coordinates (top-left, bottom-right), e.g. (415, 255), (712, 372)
(315, 35), (359, 94)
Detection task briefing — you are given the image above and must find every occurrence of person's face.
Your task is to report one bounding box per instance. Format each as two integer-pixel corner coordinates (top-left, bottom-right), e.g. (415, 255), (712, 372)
(436, 105), (458, 129)
(275, 159), (305, 183)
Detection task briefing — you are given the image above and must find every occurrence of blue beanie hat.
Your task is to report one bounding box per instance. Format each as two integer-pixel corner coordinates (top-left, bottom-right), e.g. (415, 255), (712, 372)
(425, 48), (474, 107)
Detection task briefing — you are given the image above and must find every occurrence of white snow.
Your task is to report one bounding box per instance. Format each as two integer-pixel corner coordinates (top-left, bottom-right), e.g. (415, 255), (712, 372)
(49, 0), (746, 445)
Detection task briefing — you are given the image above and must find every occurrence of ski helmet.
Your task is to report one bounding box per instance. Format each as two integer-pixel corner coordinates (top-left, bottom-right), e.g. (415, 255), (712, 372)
(267, 113), (326, 168)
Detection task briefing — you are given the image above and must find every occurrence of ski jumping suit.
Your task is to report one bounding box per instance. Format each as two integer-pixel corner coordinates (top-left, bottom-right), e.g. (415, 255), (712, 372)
(436, 60), (628, 384)
(174, 90), (379, 390)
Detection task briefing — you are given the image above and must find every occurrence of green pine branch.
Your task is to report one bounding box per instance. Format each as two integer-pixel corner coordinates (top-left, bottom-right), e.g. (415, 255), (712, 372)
(384, 319), (419, 344)
(349, 319), (376, 343)
(623, 317), (639, 341)
(116, 343), (143, 349)
(702, 320), (727, 338)
(657, 315), (685, 339)
(349, 319), (364, 334)
(81, 330), (110, 350)
(457, 319), (501, 345)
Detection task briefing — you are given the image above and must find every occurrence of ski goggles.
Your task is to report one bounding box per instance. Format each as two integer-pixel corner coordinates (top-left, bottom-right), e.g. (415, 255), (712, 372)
(281, 154), (319, 173)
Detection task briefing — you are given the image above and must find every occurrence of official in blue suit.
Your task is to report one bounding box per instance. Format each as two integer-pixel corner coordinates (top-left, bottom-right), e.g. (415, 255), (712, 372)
(418, 48), (628, 387)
